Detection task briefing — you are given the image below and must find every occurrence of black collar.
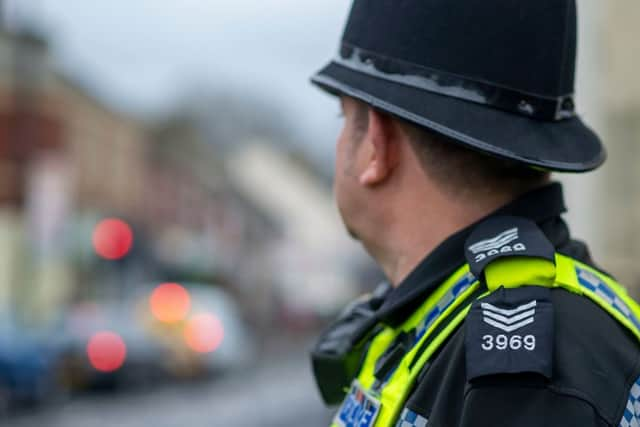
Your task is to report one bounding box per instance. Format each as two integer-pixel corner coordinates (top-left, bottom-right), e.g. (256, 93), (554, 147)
(377, 183), (569, 326)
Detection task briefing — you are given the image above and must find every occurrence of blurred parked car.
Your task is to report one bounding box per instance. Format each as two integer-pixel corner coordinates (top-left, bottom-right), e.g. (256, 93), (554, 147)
(56, 301), (167, 391)
(141, 282), (256, 379)
(57, 283), (255, 391)
(0, 319), (66, 411)
(185, 284), (256, 373)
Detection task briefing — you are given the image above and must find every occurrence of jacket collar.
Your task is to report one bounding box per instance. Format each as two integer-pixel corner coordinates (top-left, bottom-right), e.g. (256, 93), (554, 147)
(376, 183), (569, 326)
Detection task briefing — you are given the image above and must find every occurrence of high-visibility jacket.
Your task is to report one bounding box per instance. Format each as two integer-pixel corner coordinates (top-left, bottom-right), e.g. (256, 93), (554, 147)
(331, 252), (640, 427)
(315, 185), (640, 427)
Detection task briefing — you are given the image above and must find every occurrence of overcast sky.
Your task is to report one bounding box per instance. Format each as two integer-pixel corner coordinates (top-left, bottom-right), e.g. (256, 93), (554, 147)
(8, 0), (351, 163)
(5, 1), (614, 172)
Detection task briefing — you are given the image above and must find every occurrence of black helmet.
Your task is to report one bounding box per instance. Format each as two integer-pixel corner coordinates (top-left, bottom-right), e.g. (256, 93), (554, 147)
(311, 0), (605, 172)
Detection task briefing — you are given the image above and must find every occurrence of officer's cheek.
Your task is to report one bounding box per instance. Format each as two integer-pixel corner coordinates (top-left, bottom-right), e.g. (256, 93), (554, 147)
(334, 130), (353, 213)
(334, 126), (365, 238)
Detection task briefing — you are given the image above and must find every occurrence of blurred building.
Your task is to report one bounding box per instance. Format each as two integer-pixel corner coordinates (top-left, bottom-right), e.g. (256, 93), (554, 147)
(0, 27), (356, 333)
(146, 117), (285, 329)
(226, 141), (363, 320)
(0, 29), (154, 322)
(565, 1), (640, 291)
(0, 30), (70, 325)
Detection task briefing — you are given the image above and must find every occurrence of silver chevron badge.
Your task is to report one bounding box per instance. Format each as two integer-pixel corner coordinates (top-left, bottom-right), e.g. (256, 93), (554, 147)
(468, 228), (519, 254)
(481, 300), (536, 332)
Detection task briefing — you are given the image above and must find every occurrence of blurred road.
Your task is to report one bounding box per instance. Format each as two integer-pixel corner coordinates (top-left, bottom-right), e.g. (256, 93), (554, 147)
(3, 345), (334, 427)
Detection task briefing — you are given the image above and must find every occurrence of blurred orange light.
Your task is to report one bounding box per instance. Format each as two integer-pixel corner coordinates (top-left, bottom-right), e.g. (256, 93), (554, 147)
(150, 283), (191, 323)
(86, 331), (127, 373)
(184, 313), (224, 354)
(92, 218), (133, 260)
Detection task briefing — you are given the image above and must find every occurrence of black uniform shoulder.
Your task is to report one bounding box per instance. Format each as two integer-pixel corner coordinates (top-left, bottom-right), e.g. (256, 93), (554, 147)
(466, 287), (640, 425)
(462, 215), (640, 420)
(404, 287), (640, 427)
(549, 287), (640, 424)
(399, 212), (640, 425)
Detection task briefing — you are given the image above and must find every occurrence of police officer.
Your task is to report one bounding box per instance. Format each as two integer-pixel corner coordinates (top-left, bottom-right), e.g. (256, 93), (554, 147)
(309, 1), (640, 427)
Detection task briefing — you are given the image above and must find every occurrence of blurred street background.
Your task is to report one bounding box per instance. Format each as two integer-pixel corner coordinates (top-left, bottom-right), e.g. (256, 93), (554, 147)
(0, 1), (636, 426)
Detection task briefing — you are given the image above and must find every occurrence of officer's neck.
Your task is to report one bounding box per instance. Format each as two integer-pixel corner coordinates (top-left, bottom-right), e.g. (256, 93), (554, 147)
(369, 188), (515, 287)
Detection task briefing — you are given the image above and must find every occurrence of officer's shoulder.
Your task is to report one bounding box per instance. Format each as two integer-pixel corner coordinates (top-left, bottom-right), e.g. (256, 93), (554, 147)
(551, 285), (640, 381)
(464, 287), (640, 425)
(463, 215), (559, 384)
(462, 216), (640, 424)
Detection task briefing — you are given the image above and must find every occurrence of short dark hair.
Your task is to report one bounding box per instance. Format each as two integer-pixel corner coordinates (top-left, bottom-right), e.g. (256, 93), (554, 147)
(353, 100), (550, 199)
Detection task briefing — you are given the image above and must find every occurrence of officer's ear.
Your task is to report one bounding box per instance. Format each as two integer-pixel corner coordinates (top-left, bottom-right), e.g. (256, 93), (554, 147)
(359, 108), (400, 187)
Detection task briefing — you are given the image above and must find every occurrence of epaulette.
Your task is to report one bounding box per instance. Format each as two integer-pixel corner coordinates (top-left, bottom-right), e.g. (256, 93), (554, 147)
(463, 216), (555, 381)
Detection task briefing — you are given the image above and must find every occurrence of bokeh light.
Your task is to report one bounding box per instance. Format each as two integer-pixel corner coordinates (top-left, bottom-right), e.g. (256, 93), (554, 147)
(86, 331), (127, 373)
(150, 283), (191, 323)
(184, 313), (225, 354)
(92, 218), (133, 260)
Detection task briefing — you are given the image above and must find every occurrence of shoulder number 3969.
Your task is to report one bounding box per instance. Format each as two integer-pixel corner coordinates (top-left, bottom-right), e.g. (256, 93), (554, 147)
(481, 334), (536, 351)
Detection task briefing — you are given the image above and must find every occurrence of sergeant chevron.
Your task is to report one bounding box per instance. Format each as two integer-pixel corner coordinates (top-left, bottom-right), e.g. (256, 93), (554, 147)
(481, 300), (536, 333)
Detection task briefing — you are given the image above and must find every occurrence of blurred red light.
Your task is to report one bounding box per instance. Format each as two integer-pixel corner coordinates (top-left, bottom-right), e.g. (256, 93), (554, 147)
(184, 313), (224, 354)
(87, 331), (127, 373)
(150, 283), (191, 323)
(92, 218), (133, 260)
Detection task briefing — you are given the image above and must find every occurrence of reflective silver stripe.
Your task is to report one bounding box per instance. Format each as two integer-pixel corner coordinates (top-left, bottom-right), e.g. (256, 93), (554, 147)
(332, 43), (575, 121)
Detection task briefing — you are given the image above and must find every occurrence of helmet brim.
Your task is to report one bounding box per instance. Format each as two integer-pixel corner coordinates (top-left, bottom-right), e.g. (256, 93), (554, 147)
(312, 61), (605, 173)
